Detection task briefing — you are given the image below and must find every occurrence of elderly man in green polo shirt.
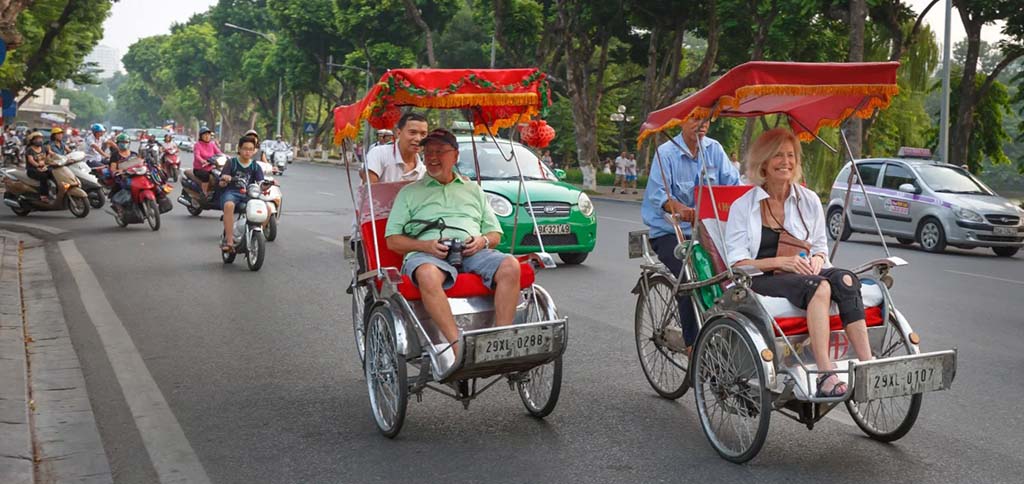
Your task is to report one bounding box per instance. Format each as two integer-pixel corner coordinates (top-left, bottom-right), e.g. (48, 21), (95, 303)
(385, 129), (521, 358)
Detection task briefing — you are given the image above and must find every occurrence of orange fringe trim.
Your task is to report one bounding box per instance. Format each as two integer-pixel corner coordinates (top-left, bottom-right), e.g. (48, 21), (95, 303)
(636, 83), (899, 148)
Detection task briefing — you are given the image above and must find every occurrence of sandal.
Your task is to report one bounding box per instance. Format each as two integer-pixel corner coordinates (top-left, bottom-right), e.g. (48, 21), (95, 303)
(221, 244), (234, 253)
(815, 372), (848, 398)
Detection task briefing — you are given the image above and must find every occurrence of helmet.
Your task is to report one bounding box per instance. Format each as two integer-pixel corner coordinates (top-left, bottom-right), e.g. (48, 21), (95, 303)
(112, 126), (124, 132)
(51, 127), (63, 135)
(376, 129), (393, 137)
(115, 134), (129, 143)
(27, 131), (44, 141)
(72, 129), (80, 136)
(199, 127), (213, 136)
(90, 123), (105, 133)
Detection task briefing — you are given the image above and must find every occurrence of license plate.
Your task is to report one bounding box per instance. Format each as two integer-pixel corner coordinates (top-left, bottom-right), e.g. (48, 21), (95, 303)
(474, 326), (553, 363)
(534, 224), (570, 235)
(853, 352), (954, 401)
(993, 226), (1017, 236)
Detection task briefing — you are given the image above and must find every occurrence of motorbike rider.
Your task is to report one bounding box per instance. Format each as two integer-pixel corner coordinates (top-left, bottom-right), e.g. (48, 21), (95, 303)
(85, 124), (108, 167)
(107, 134), (137, 210)
(193, 127), (223, 200)
(104, 126), (125, 151)
(47, 128), (69, 156)
(219, 135), (265, 252)
(364, 129), (395, 156)
(243, 129), (270, 164)
(24, 132), (53, 202)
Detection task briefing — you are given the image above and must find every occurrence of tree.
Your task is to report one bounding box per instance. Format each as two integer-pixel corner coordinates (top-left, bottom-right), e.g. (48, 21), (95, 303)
(0, 0), (112, 105)
(0, 0), (34, 49)
(943, 70), (1013, 172)
(948, 0), (1024, 166)
(56, 86), (107, 124)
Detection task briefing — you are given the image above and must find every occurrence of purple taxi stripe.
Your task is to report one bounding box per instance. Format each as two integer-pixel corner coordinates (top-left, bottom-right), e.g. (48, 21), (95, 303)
(832, 184), (953, 208)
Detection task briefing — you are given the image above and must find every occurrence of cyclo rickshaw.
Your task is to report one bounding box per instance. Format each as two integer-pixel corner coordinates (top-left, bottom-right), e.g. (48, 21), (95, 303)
(333, 68), (566, 437)
(629, 61), (958, 462)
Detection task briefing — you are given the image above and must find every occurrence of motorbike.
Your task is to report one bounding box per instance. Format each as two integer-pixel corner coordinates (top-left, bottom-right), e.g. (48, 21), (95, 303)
(161, 145), (181, 182)
(68, 154), (107, 209)
(178, 154), (228, 216)
(109, 156), (173, 231)
(3, 141), (21, 167)
(221, 180), (270, 271)
(256, 162), (283, 241)
(1, 151), (91, 218)
(270, 149), (287, 175)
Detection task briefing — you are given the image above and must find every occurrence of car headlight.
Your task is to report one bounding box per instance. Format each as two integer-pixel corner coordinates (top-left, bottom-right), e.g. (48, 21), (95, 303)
(486, 192), (513, 217)
(577, 192), (594, 217)
(952, 206), (984, 223)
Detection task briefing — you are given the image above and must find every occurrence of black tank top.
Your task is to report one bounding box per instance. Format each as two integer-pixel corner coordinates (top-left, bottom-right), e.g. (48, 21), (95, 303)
(756, 225), (780, 260)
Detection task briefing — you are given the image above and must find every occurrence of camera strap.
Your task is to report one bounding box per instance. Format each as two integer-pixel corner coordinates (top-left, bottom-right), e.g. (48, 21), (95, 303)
(403, 217), (470, 240)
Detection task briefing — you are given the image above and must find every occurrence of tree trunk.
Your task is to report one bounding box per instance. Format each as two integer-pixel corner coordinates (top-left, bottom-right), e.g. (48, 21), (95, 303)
(401, 0), (437, 67)
(739, 0), (777, 159)
(0, 0), (33, 50)
(949, 9), (982, 167)
(16, 0), (80, 105)
(845, 0), (866, 160)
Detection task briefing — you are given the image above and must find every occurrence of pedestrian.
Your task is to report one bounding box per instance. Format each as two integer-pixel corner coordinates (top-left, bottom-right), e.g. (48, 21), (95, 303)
(625, 152), (639, 194)
(640, 117), (740, 353)
(602, 157), (612, 174)
(612, 151), (628, 193)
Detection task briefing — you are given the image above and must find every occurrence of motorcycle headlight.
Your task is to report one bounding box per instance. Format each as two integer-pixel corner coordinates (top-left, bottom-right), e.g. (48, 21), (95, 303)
(247, 184), (261, 199)
(577, 192), (594, 217)
(952, 206), (984, 223)
(486, 192), (513, 217)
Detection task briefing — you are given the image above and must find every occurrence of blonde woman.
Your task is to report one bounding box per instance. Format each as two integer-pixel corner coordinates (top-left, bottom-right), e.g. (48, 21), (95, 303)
(724, 128), (872, 397)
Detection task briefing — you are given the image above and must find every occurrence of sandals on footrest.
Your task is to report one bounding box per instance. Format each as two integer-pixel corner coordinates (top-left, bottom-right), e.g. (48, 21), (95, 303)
(816, 372), (848, 398)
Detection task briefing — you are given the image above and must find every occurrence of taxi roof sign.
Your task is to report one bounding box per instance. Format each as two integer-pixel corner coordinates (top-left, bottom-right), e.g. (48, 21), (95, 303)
(897, 147), (932, 159)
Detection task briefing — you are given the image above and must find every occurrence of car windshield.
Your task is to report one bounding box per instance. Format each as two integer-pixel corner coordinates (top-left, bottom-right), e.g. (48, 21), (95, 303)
(456, 141), (552, 180)
(916, 164), (992, 195)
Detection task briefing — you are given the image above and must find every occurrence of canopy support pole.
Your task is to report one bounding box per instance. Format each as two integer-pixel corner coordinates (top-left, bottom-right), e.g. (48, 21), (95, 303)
(837, 128), (891, 259)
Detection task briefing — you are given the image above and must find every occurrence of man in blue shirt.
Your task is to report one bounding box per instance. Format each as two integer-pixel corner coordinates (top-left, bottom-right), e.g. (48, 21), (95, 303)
(640, 117), (740, 349)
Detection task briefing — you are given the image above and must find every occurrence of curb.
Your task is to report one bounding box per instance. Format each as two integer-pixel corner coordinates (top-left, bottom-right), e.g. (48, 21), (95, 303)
(0, 231), (112, 484)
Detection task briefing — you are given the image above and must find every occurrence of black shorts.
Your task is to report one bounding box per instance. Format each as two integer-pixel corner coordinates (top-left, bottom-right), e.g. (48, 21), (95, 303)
(751, 267), (866, 326)
(194, 170), (211, 182)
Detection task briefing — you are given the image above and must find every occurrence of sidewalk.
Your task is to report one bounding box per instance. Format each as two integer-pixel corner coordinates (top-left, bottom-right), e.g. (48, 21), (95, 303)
(572, 183), (644, 203)
(0, 231), (111, 484)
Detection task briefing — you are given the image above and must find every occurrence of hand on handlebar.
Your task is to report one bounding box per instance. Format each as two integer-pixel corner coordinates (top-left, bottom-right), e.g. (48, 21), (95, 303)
(663, 199), (695, 223)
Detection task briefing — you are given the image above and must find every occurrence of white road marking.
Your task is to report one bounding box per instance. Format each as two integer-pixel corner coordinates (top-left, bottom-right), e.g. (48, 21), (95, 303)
(944, 270), (1024, 286)
(599, 216), (645, 225)
(58, 240), (212, 484)
(317, 235), (344, 247)
(316, 191), (336, 197)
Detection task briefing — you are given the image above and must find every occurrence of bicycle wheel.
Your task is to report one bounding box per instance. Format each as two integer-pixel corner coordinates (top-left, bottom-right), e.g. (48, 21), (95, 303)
(516, 288), (562, 417)
(693, 318), (771, 464)
(364, 305), (408, 438)
(634, 275), (689, 399)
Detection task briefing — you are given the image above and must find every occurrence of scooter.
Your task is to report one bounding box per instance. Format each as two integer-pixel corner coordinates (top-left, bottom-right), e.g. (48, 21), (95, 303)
(255, 161), (283, 241)
(271, 150), (287, 175)
(68, 154), (106, 209)
(2, 141), (20, 167)
(161, 145), (180, 182)
(221, 180), (270, 271)
(1, 152), (91, 218)
(178, 154), (227, 216)
(109, 156), (172, 231)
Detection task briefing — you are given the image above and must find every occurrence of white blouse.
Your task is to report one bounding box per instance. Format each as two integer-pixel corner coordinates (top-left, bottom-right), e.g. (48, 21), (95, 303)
(724, 184), (830, 267)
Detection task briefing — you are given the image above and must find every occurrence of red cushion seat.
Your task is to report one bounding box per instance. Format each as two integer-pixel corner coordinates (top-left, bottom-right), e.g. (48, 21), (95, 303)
(361, 218), (535, 301)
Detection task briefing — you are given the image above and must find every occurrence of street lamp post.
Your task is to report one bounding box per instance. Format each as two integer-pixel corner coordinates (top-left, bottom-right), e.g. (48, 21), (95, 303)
(608, 105), (634, 153)
(224, 23), (283, 139)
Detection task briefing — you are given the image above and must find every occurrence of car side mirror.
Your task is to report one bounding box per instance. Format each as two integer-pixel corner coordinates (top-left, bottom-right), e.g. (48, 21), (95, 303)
(898, 183), (918, 194)
(553, 168), (566, 180)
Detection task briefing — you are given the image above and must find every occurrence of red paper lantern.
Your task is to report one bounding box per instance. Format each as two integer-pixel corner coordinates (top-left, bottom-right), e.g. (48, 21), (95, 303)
(521, 119), (555, 148)
(370, 106), (401, 130)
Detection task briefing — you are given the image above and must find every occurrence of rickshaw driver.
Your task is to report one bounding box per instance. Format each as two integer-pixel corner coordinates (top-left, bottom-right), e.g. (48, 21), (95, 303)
(640, 117), (740, 352)
(385, 129), (521, 357)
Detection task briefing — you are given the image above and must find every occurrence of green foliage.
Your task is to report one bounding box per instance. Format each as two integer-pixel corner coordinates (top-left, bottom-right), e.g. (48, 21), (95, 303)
(943, 69), (1014, 172)
(562, 167), (648, 188)
(56, 87), (106, 124)
(0, 0), (112, 100)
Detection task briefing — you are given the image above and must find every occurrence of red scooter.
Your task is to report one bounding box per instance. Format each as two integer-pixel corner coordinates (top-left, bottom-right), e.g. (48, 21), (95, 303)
(161, 145), (181, 182)
(110, 157), (172, 231)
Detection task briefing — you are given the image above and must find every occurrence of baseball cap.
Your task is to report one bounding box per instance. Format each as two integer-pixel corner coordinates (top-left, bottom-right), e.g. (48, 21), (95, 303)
(421, 129), (458, 150)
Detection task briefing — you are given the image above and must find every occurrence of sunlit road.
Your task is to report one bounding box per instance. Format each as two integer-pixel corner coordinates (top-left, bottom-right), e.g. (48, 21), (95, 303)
(3, 157), (1022, 483)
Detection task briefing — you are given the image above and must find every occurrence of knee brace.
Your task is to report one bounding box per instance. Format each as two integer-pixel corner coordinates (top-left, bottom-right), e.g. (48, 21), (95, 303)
(828, 269), (865, 325)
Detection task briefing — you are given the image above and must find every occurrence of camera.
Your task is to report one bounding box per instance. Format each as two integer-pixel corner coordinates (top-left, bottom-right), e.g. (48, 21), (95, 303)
(440, 238), (465, 268)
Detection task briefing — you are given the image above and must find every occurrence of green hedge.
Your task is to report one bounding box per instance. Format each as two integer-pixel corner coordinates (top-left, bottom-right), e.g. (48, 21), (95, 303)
(562, 167), (647, 188)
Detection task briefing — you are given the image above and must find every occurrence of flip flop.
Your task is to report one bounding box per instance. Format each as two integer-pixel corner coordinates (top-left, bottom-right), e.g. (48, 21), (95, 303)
(221, 244), (234, 253)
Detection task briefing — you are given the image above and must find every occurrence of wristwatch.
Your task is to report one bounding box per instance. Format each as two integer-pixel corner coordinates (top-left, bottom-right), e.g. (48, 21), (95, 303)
(483, 237), (490, 250)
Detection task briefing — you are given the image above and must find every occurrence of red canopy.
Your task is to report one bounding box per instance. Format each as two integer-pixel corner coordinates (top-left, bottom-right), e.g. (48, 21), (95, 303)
(333, 68), (551, 143)
(638, 61), (900, 146)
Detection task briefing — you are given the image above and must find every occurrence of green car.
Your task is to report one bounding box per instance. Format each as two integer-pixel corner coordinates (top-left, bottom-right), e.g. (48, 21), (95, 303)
(455, 135), (597, 264)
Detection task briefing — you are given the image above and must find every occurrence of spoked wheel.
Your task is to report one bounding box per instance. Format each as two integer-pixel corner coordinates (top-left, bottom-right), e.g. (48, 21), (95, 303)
(516, 289), (563, 417)
(143, 199), (160, 231)
(68, 196), (90, 218)
(351, 281), (370, 364)
(364, 305), (408, 438)
(247, 231), (265, 271)
(845, 313), (923, 442)
(693, 318), (771, 464)
(634, 275), (690, 399)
